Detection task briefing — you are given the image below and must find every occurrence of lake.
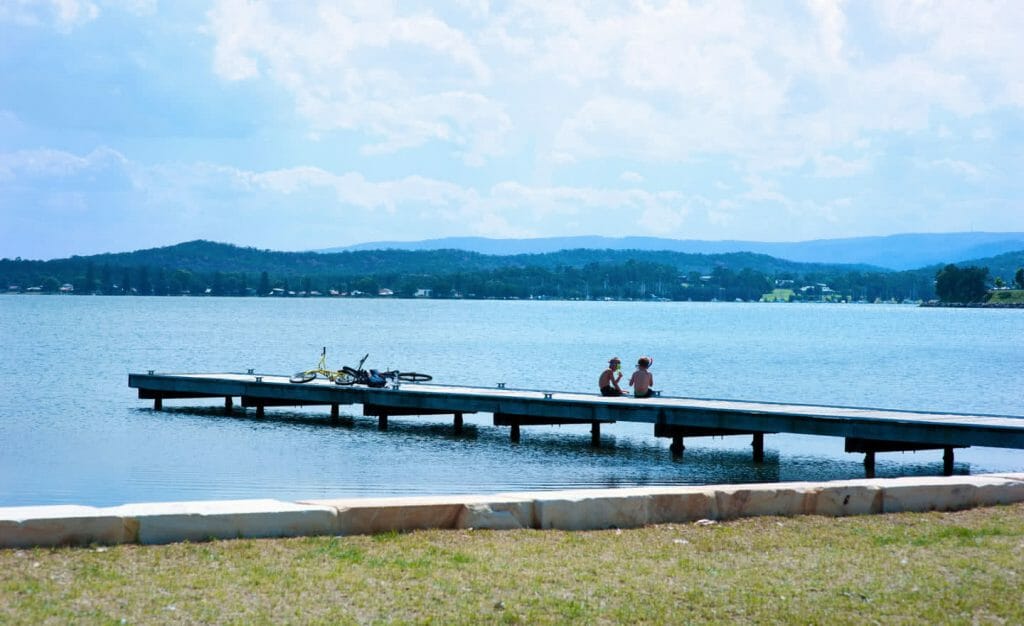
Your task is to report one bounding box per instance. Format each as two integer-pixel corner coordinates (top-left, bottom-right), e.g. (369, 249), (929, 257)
(1, 296), (1022, 507)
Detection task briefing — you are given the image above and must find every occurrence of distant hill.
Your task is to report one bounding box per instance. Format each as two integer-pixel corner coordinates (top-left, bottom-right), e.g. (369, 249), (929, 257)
(1, 240), (881, 279)
(5, 239), (1020, 301)
(914, 249), (1024, 284)
(324, 232), (1024, 271)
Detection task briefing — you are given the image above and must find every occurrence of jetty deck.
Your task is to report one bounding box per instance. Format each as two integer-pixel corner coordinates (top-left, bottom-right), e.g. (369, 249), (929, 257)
(128, 372), (1024, 477)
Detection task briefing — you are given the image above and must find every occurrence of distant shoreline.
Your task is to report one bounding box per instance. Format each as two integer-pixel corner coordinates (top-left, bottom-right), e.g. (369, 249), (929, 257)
(919, 301), (1024, 309)
(5, 291), (1023, 307)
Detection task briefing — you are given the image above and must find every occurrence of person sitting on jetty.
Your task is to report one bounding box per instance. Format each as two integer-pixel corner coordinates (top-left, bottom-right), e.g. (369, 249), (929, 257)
(599, 356), (628, 396)
(629, 356), (655, 398)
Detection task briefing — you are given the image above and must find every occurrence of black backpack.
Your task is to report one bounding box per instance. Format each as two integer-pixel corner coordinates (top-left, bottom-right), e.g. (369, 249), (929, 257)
(366, 369), (387, 388)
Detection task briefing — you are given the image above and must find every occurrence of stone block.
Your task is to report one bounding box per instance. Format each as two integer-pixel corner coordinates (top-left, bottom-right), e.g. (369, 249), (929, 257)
(0, 505), (131, 548)
(880, 476), (981, 513)
(644, 487), (718, 524)
(108, 499), (337, 545)
(813, 481), (884, 516)
(714, 482), (819, 520)
(456, 498), (534, 530)
(971, 474), (1024, 506)
(308, 495), (487, 535)
(532, 488), (654, 530)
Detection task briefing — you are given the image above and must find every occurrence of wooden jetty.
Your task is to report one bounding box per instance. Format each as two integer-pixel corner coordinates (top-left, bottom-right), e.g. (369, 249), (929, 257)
(128, 372), (1024, 478)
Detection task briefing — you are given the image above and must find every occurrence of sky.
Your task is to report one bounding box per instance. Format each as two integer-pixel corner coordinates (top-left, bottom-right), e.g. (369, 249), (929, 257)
(1, 1), (1023, 260)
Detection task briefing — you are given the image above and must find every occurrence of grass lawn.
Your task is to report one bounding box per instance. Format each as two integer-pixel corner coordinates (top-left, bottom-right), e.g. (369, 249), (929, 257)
(3, 503), (1024, 624)
(761, 289), (794, 302)
(988, 289), (1024, 304)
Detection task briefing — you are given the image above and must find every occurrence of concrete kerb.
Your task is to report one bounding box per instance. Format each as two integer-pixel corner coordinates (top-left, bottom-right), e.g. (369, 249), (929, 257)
(105, 499), (340, 545)
(300, 494), (536, 534)
(3, 473), (1024, 548)
(0, 505), (133, 549)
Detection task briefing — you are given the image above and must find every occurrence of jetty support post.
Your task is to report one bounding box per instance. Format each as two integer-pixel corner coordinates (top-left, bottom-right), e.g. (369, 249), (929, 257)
(224, 396), (233, 415)
(752, 432), (765, 463)
(493, 412), (613, 446)
(362, 405), (476, 433)
(153, 396), (162, 411)
(864, 451), (876, 478)
(331, 404), (339, 422)
(844, 438), (966, 479)
(670, 436), (684, 459)
(655, 424), (768, 462)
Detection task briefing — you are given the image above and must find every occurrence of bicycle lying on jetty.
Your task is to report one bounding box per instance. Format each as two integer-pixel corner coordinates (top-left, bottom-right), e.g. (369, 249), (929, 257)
(334, 353), (432, 387)
(289, 347), (355, 384)
(289, 350), (432, 387)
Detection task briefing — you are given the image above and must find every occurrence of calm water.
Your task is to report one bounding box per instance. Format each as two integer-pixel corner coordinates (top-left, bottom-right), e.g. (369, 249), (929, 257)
(1, 297), (1022, 507)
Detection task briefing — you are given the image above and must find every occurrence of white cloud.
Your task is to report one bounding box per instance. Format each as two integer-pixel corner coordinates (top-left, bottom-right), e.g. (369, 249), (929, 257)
(503, 1), (1024, 172)
(971, 127), (994, 141)
(51, 0), (98, 30)
(227, 163), (691, 243)
(553, 97), (688, 161)
(926, 158), (986, 182)
(1, 146), (705, 250)
(6, 4), (1024, 257)
(814, 155), (870, 178)
(0, 147), (125, 179)
(0, 0), (154, 32)
(204, 0), (506, 165)
(194, 1), (1024, 178)
(741, 175), (792, 207)
(806, 0), (846, 65)
(0, 0), (98, 31)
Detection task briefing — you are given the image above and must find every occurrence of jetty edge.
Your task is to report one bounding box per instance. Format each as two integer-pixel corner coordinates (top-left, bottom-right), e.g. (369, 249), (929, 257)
(2, 474), (1024, 548)
(128, 371), (1024, 477)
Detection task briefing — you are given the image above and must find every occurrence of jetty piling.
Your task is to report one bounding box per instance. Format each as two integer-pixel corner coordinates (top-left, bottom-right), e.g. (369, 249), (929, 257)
(493, 412), (614, 446)
(845, 437), (965, 477)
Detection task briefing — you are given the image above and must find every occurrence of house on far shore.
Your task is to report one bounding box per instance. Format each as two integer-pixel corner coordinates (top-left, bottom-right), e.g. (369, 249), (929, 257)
(414, 288), (432, 298)
(378, 288), (394, 296)
(59, 284), (74, 294)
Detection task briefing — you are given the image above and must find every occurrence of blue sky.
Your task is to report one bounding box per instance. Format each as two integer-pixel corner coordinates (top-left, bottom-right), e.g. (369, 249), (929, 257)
(2, 1), (1023, 259)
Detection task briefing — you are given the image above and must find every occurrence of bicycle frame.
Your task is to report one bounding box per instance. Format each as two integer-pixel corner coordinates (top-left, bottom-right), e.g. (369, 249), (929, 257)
(289, 347), (353, 384)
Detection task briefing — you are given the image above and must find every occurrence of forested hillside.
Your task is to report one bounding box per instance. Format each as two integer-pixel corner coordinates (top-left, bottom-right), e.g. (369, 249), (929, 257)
(2, 239), (1020, 303)
(331, 232), (1024, 270)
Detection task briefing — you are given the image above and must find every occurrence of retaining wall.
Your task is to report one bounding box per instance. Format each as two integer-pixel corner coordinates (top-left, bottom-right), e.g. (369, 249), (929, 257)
(3, 473), (1023, 549)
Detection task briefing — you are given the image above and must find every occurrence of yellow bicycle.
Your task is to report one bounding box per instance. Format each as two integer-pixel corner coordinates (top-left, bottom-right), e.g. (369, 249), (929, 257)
(289, 347), (356, 384)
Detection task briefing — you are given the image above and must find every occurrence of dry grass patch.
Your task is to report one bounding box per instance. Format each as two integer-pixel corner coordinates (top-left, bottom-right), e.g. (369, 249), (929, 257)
(2, 503), (1023, 624)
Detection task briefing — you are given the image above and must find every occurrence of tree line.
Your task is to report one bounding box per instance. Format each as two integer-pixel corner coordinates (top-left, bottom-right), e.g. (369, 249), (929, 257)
(3, 240), (1022, 303)
(0, 258), (944, 302)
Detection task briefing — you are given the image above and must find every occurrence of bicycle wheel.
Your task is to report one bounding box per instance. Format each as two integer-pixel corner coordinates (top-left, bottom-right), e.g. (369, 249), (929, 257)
(397, 372), (432, 382)
(342, 366), (360, 377)
(334, 371), (356, 386)
(289, 371), (316, 383)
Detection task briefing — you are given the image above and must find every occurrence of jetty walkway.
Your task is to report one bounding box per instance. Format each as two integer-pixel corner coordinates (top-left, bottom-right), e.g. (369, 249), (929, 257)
(128, 372), (1024, 477)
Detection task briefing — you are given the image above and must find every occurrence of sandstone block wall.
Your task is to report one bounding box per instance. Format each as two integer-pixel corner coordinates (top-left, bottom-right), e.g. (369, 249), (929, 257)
(2, 474), (1022, 549)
